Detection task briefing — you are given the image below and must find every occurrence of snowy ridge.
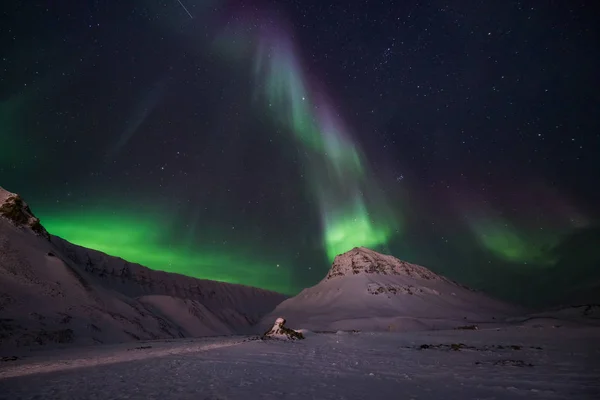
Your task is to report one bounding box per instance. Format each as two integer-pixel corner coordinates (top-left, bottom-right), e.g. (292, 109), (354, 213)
(50, 235), (287, 323)
(0, 187), (286, 350)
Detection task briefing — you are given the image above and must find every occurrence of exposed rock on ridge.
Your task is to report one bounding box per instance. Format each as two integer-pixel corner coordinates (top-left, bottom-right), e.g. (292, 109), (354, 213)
(326, 246), (444, 281)
(49, 236), (286, 322)
(0, 186), (49, 240)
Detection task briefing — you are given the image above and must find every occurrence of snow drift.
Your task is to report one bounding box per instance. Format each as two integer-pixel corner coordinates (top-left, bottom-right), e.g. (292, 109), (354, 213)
(0, 186), (286, 350)
(260, 247), (522, 332)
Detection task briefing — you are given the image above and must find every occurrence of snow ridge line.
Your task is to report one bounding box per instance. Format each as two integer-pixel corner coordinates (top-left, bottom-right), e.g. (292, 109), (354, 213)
(0, 339), (246, 379)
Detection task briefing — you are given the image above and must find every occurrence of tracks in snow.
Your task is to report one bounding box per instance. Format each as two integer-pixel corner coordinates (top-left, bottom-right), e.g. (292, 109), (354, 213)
(0, 337), (247, 379)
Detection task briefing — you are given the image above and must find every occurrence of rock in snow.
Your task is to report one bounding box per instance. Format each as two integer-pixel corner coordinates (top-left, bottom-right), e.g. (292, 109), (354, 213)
(0, 186), (286, 351)
(0, 187), (49, 240)
(262, 317), (304, 340)
(261, 247), (524, 332)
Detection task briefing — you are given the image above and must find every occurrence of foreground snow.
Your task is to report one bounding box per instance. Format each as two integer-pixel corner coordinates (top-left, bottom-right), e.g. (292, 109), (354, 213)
(1, 326), (598, 399)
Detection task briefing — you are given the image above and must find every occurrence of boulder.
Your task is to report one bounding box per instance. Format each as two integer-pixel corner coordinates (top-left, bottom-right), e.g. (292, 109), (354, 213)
(262, 317), (304, 340)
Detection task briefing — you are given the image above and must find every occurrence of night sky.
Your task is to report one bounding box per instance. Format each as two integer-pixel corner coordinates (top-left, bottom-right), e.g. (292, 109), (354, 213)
(1, 1), (598, 306)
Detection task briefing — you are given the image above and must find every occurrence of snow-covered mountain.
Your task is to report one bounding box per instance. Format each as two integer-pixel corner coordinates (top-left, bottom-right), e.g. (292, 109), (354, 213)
(261, 247), (523, 332)
(0, 186), (286, 350)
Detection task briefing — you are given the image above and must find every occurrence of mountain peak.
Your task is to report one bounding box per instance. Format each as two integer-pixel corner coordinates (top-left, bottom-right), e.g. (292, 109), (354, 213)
(0, 186), (49, 240)
(325, 247), (442, 281)
(262, 247), (519, 332)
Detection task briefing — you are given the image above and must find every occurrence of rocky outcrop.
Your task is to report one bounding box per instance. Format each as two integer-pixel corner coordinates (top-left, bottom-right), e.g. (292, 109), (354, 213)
(326, 247), (444, 281)
(262, 317), (304, 340)
(0, 187), (49, 240)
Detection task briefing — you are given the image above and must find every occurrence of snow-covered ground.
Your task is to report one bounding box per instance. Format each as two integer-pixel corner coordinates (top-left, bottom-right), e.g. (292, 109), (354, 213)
(1, 326), (598, 399)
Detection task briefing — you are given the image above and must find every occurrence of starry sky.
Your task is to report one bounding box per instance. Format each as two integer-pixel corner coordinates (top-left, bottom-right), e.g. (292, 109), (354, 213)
(1, 1), (598, 306)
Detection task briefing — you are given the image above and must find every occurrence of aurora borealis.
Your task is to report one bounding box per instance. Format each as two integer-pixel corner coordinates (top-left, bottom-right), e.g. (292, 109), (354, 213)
(39, 207), (294, 293)
(1, 1), (598, 305)
(247, 18), (399, 261)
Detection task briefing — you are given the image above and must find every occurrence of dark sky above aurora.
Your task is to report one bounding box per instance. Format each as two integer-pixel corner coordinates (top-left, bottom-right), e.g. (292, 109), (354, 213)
(1, 1), (599, 305)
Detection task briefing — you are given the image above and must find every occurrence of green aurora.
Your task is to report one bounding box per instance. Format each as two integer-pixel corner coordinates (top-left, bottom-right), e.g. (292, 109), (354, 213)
(466, 216), (557, 265)
(37, 208), (296, 294)
(0, 1), (590, 306)
(247, 23), (400, 261)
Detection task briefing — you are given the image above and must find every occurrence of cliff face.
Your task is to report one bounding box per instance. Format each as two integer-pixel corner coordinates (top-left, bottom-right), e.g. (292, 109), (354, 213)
(50, 236), (287, 324)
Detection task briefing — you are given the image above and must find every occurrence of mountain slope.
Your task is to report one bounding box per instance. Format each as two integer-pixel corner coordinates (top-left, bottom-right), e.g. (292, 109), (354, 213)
(0, 186), (286, 350)
(261, 247), (522, 332)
